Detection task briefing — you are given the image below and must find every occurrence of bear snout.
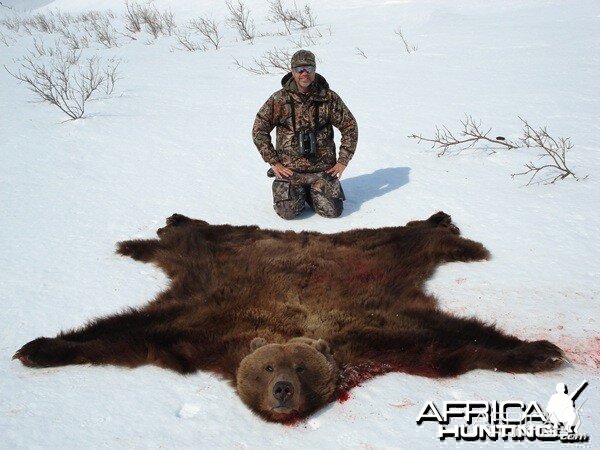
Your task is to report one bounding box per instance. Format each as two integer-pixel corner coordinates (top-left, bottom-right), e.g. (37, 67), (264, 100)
(273, 381), (294, 404)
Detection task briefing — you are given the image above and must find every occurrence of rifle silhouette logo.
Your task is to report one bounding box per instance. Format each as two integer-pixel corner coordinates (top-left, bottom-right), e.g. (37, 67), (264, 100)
(546, 380), (588, 433)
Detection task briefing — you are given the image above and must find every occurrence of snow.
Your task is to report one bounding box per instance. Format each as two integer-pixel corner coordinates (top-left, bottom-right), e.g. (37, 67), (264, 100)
(1, 0), (599, 447)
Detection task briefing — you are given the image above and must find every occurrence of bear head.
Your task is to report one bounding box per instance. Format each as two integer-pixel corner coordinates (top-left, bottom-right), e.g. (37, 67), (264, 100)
(236, 337), (339, 422)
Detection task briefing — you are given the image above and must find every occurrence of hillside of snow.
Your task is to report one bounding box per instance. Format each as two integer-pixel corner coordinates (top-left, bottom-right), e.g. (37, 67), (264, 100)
(1, 0), (598, 447)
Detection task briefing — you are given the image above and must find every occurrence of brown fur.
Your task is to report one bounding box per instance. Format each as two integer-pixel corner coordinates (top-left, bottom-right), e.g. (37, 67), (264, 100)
(14, 212), (564, 422)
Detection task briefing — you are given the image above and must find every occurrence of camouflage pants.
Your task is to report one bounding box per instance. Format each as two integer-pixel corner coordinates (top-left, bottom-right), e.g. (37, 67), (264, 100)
(272, 172), (345, 220)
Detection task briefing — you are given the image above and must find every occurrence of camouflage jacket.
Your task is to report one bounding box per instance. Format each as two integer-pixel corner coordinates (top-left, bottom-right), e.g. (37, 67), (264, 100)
(252, 73), (358, 173)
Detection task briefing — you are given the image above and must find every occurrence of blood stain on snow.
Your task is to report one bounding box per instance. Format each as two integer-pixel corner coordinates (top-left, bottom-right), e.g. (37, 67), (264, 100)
(522, 327), (599, 372)
(564, 336), (600, 369)
(338, 391), (351, 403)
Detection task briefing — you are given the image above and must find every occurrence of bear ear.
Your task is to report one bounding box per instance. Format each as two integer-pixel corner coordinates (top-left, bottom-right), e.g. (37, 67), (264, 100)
(313, 339), (331, 355)
(250, 337), (267, 352)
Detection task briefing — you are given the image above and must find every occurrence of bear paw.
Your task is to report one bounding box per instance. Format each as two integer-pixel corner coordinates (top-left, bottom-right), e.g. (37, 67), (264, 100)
(506, 340), (566, 373)
(13, 337), (77, 368)
(166, 213), (191, 227)
(428, 211), (460, 234)
(157, 214), (192, 237)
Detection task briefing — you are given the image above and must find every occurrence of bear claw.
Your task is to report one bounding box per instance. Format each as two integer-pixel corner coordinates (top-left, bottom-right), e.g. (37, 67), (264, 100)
(507, 340), (565, 372)
(13, 337), (75, 368)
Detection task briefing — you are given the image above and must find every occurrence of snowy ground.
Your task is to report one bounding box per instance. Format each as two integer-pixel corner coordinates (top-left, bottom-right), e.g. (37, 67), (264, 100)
(1, 0), (599, 448)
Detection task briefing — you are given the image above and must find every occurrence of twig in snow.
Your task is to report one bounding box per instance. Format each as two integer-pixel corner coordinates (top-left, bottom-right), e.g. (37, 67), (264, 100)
(511, 117), (586, 185)
(394, 26), (418, 53)
(408, 115), (518, 156)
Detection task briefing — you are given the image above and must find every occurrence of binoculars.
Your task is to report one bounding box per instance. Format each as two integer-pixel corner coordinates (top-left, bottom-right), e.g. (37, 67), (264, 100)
(298, 130), (317, 159)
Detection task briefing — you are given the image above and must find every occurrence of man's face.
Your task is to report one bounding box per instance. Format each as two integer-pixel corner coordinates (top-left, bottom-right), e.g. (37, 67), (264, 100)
(291, 65), (316, 90)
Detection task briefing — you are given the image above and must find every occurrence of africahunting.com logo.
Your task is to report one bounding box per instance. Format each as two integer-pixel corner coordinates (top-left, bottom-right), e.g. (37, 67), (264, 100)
(416, 380), (589, 443)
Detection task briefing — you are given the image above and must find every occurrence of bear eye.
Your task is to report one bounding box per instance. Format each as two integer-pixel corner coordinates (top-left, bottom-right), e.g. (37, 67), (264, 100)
(265, 365), (274, 372)
(295, 365), (305, 373)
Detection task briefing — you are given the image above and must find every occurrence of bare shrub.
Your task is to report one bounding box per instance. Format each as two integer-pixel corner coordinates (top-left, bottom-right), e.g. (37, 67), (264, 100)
(267, 0), (316, 34)
(124, 0), (143, 33)
(189, 17), (222, 49)
(409, 116), (585, 185)
(102, 58), (121, 95)
(263, 47), (291, 71)
(257, 30), (287, 38)
(409, 115), (518, 156)
(174, 30), (206, 52)
(55, 10), (75, 28)
(31, 36), (49, 56)
(288, 26), (322, 47)
(30, 12), (58, 33)
(91, 16), (119, 47)
(122, 1), (175, 38)
(5, 48), (118, 120)
(140, 6), (163, 38)
(0, 30), (16, 46)
(59, 27), (90, 50)
(160, 9), (176, 36)
(77, 10), (103, 23)
(233, 56), (270, 75)
(28, 39), (82, 63)
(1, 15), (21, 32)
(394, 26), (418, 53)
(234, 47), (291, 75)
(511, 118), (585, 185)
(355, 47), (367, 58)
(226, 0), (255, 41)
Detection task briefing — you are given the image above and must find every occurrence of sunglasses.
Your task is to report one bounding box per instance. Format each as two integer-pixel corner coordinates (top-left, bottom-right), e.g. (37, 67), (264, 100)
(292, 65), (315, 74)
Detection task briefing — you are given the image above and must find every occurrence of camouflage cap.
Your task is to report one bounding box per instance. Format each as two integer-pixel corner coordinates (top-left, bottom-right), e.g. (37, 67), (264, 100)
(290, 50), (316, 68)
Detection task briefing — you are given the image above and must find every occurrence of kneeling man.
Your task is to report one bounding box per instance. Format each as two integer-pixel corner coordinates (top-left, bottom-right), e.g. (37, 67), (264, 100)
(252, 50), (358, 219)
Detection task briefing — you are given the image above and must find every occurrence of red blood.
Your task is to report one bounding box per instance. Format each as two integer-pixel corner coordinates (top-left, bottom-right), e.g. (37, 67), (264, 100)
(337, 391), (350, 403)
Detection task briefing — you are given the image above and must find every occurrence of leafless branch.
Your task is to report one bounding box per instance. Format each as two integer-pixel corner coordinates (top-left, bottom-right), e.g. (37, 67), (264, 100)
(267, 0), (316, 34)
(124, 0), (143, 33)
(233, 56), (270, 75)
(409, 115), (518, 156)
(189, 17), (222, 50)
(122, 2), (175, 39)
(355, 47), (367, 58)
(264, 47), (291, 71)
(287, 27), (322, 47)
(140, 5), (164, 38)
(233, 47), (291, 75)
(102, 58), (121, 95)
(1, 15), (20, 32)
(174, 30), (206, 52)
(226, 0), (255, 42)
(29, 13), (58, 33)
(511, 117), (585, 185)
(257, 30), (287, 37)
(91, 17), (119, 47)
(160, 9), (176, 36)
(5, 49), (117, 120)
(31, 36), (48, 56)
(410, 115), (585, 185)
(59, 27), (90, 50)
(0, 30), (15, 46)
(394, 26), (418, 53)
(55, 10), (74, 28)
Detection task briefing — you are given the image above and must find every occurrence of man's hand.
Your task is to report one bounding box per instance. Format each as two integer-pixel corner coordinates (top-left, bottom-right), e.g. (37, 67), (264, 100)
(271, 162), (294, 179)
(325, 162), (347, 179)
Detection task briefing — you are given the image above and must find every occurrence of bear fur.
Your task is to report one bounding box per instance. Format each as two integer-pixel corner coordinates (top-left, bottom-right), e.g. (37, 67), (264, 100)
(14, 212), (565, 423)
